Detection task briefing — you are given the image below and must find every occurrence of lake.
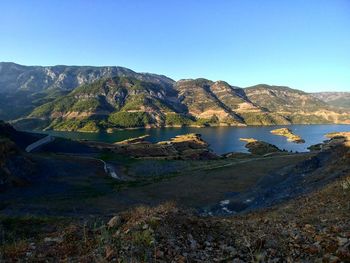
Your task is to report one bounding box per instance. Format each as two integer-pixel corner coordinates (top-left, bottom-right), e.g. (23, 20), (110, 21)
(40, 125), (350, 154)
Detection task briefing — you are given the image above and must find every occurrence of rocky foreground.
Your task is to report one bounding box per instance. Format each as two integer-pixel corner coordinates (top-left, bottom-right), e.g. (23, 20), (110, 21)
(1, 132), (350, 261)
(1, 174), (349, 262)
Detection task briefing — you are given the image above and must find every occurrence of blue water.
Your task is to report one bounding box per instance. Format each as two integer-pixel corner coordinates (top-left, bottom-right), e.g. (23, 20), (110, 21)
(41, 125), (350, 154)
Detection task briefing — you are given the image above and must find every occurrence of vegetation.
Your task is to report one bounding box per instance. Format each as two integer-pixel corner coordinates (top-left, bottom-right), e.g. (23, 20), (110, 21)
(49, 119), (100, 132)
(30, 96), (77, 117)
(238, 112), (287, 125)
(288, 114), (331, 124)
(120, 94), (146, 111)
(71, 98), (100, 112)
(108, 111), (153, 128)
(165, 113), (193, 126)
(121, 95), (173, 113)
(328, 98), (350, 108)
(192, 115), (220, 126)
(23, 76), (350, 131)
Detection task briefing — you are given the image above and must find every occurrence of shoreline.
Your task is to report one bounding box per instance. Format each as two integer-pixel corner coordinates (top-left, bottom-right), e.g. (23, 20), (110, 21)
(22, 124), (350, 156)
(24, 122), (350, 134)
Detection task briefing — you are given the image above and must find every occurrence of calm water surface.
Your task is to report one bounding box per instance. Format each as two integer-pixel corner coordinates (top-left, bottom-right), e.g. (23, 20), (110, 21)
(40, 125), (350, 154)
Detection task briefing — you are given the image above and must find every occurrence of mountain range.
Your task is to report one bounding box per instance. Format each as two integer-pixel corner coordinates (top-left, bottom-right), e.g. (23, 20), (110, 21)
(312, 92), (350, 109)
(0, 62), (349, 132)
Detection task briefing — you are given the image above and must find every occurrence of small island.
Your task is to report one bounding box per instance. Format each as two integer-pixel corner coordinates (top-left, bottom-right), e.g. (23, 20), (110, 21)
(239, 138), (283, 155)
(270, 128), (305, 143)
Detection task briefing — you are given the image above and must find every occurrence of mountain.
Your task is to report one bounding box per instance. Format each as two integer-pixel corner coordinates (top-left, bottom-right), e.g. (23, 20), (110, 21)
(245, 84), (350, 124)
(175, 79), (292, 126)
(0, 62), (174, 93)
(245, 85), (328, 112)
(175, 79), (245, 125)
(19, 79), (350, 132)
(0, 62), (173, 120)
(26, 76), (187, 131)
(1, 62), (350, 131)
(312, 92), (350, 109)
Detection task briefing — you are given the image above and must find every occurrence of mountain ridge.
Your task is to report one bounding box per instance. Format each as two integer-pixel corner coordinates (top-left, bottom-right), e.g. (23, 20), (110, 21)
(1, 62), (350, 131)
(0, 62), (174, 121)
(312, 92), (350, 109)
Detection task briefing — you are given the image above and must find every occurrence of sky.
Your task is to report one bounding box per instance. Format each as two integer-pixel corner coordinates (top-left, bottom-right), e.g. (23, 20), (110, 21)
(0, 0), (349, 92)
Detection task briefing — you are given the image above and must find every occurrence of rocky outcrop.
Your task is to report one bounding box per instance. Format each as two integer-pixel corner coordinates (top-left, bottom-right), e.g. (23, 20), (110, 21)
(239, 138), (283, 155)
(326, 131), (350, 139)
(270, 127), (305, 143)
(91, 133), (217, 160)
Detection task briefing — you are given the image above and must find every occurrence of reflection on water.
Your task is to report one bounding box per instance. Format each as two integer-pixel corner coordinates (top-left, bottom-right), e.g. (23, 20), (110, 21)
(39, 125), (350, 154)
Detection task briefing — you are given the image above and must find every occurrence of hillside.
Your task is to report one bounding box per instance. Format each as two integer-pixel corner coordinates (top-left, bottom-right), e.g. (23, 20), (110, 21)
(0, 62), (173, 120)
(245, 84), (350, 124)
(312, 92), (350, 109)
(27, 76), (184, 131)
(19, 80), (350, 131)
(0, 121), (36, 190)
(175, 79), (246, 125)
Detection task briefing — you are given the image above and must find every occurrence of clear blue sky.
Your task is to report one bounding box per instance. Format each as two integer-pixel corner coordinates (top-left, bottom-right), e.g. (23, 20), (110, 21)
(0, 0), (349, 92)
